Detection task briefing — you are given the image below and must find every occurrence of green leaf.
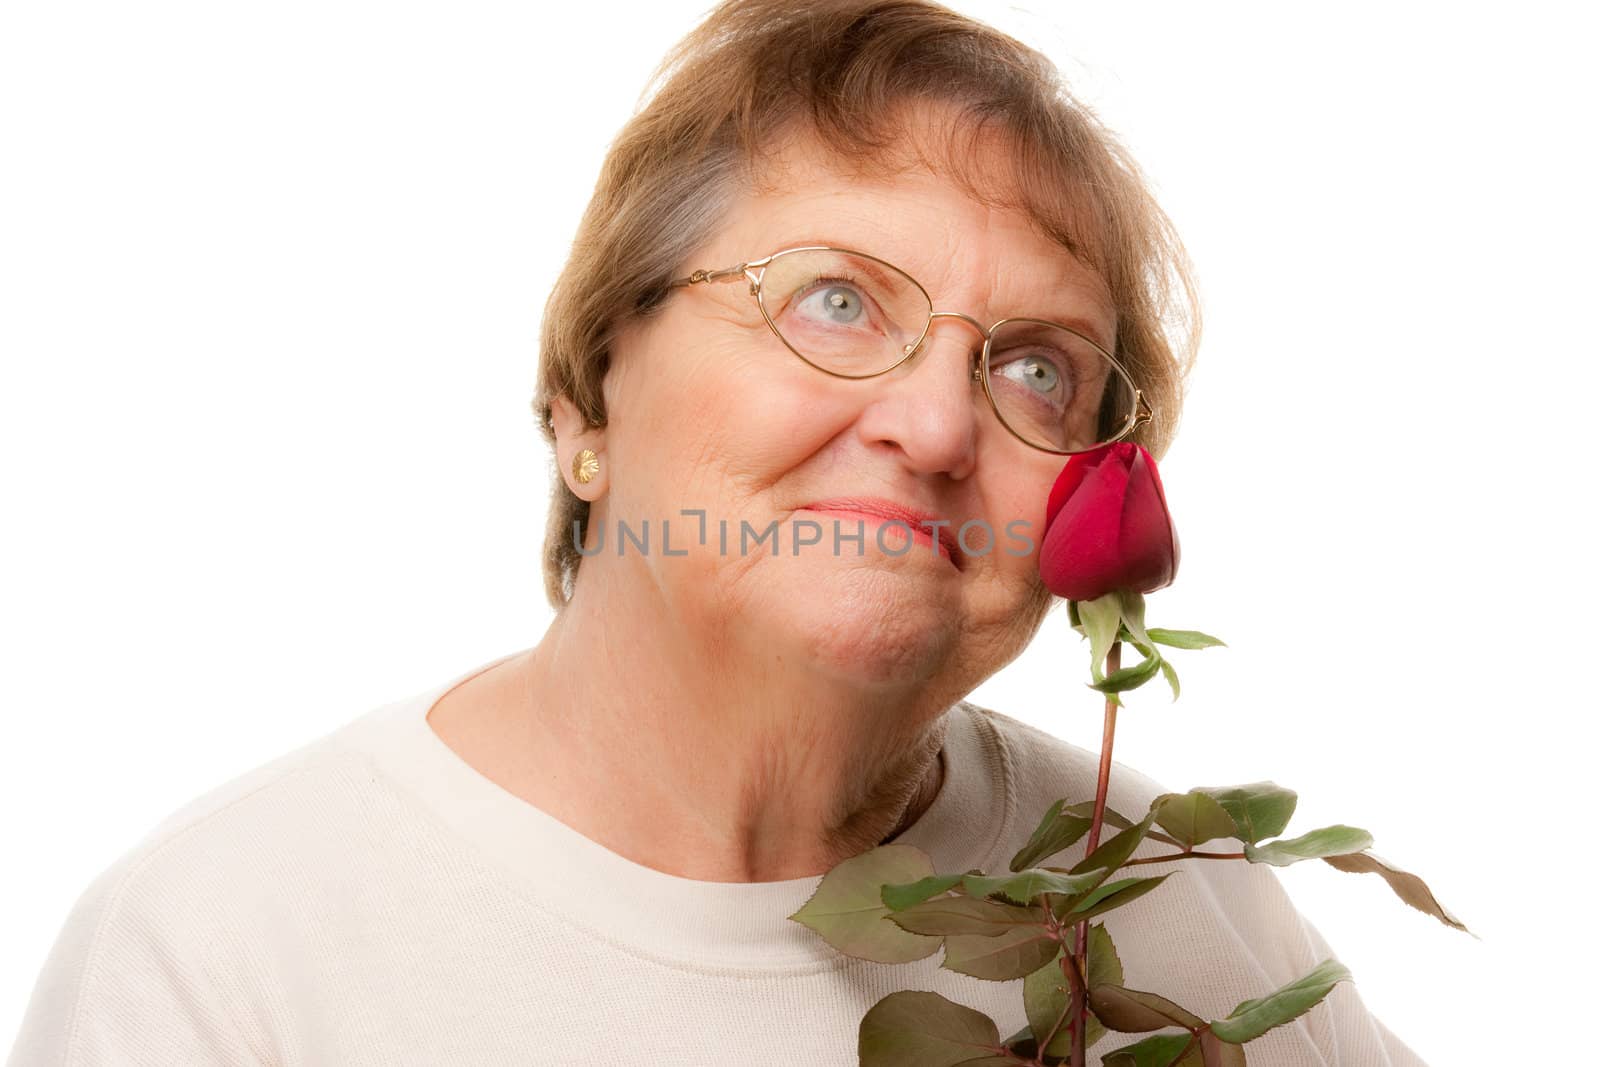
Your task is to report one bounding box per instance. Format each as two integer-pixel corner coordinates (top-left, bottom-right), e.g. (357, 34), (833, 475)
(1010, 798), (1094, 872)
(1102, 1033), (1202, 1067)
(1244, 826), (1374, 867)
(1022, 924), (1124, 1059)
(889, 896), (1045, 937)
(1057, 874), (1172, 923)
(1208, 958), (1352, 1044)
(941, 920), (1062, 981)
(857, 990), (1017, 1067)
(1145, 628), (1228, 650)
(1084, 922), (1123, 1050)
(1087, 985), (1206, 1033)
(1023, 948), (1072, 1058)
(963, 868), (1106, 907)
(1079, 591), (1124, 685)
(1001, 1024), (1033, 1049)
(1062, 801), (1135, 831)
(1107, 607), (1171, 710)
(999, 1032), (1045, 1062)
(881, 873), (965, 912)
(788, 844), (943, 962)
(1153, 791), (1240, 848)
(1192, 782), (1298, 845)
(1158, 657), (1181, 701)
(1117, 592), (1157, 650)
(1322, 851), (1474, 934)
(1116, 627), (1157, 658)
(1088, 648), (1164, 694)
(1068, 811), (1159, 884)
(1086, 922), (1125, 988)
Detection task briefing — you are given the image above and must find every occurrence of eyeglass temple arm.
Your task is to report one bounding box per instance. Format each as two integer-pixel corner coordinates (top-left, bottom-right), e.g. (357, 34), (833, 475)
(666, 264), (751, 288)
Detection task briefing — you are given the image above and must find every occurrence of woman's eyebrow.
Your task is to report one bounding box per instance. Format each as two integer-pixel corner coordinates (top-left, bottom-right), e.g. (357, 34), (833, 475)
(972, 284), (1116, 348)
(1012, 272), (1118, 346)
(1027, 306), (1116, 349)
(761, 238), (919, 293)
(763, 236), (900, 266)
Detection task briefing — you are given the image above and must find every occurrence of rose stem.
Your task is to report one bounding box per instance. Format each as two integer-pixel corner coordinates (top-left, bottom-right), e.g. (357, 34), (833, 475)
(1070, 637), (1121, 1067)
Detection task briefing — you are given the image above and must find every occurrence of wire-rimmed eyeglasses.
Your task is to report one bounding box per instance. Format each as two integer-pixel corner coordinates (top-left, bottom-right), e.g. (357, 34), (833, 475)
(666, 245), (1153, 455)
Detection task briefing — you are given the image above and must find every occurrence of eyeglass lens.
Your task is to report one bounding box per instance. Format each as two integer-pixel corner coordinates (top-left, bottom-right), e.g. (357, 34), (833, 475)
(755, 248), (1136, 453)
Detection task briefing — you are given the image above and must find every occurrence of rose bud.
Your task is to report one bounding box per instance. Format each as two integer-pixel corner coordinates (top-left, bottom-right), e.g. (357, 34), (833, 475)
(1039, 441), (1180, 602)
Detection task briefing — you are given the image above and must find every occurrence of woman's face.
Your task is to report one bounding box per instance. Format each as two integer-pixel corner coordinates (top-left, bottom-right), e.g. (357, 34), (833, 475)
(591, 128), (1117, 700)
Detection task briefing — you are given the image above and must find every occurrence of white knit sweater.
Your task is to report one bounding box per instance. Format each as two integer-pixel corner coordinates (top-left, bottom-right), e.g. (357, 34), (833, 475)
(8, 652), (1427, 1065)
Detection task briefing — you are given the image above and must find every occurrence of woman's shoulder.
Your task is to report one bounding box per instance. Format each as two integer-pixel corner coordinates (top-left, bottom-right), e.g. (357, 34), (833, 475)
(145, 724), (365, 851)
(40, 686), (432, 956)
(10, 698), (414, 1061)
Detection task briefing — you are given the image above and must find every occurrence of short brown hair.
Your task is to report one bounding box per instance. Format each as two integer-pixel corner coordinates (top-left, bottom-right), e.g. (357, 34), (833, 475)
(532, 0), (1200, 610)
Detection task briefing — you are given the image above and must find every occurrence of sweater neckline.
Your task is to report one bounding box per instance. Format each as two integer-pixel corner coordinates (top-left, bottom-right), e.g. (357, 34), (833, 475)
(339, 650), (1014, 973)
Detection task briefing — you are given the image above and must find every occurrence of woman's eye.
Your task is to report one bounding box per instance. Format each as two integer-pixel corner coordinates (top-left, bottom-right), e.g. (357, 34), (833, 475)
(996, 352), (1065, 399)
(797, 283), (868, 325)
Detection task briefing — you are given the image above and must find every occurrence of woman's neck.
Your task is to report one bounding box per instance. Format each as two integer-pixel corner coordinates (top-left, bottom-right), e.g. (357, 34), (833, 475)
(470, 577), (954, 882)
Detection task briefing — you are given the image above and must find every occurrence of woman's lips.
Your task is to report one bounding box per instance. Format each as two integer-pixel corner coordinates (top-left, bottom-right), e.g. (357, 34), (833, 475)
(798, 497), (963, 570)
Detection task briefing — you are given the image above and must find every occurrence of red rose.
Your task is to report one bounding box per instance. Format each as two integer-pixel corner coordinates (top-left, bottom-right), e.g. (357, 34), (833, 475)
(1039, 441), (1180, 601)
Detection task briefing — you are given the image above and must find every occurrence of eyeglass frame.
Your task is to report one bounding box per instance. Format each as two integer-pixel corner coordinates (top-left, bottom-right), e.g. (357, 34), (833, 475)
(665, 245), (1154, 456)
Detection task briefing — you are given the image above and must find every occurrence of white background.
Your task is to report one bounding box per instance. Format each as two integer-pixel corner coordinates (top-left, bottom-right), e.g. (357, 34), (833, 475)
(3, 2), (1595, 1063)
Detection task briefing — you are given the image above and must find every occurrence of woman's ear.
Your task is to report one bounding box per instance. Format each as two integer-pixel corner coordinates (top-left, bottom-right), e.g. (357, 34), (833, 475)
(549, 393), (609, 500)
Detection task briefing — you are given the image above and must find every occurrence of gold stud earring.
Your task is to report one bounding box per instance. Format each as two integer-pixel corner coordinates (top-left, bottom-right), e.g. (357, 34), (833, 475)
(572, 448), (600, 485)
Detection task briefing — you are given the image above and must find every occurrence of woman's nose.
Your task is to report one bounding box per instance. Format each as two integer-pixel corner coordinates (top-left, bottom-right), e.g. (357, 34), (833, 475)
(853, 317), (984, 480)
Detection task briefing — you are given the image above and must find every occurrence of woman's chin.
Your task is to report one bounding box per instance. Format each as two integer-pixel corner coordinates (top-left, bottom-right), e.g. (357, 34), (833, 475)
(773, 559), (962, 687)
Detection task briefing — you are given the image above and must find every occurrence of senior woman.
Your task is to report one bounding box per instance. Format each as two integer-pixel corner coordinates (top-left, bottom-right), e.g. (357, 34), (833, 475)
(10, 2), (1427, 1065)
